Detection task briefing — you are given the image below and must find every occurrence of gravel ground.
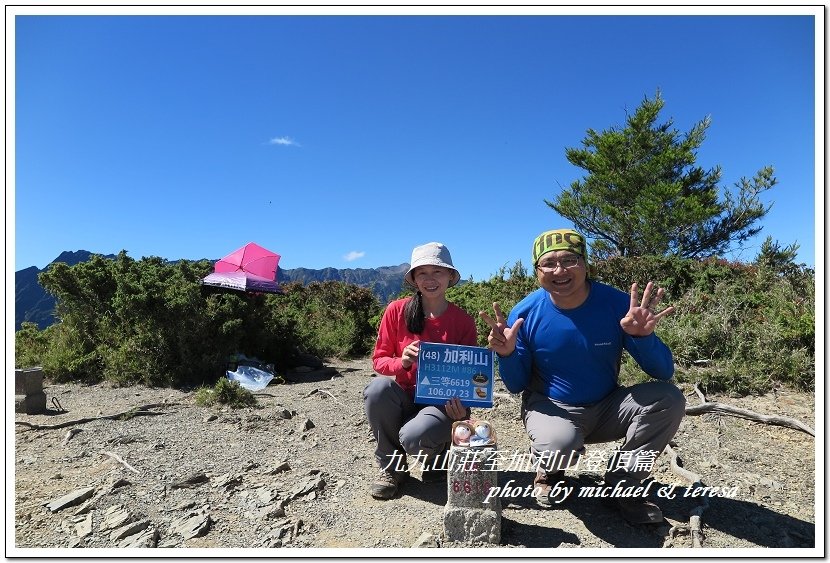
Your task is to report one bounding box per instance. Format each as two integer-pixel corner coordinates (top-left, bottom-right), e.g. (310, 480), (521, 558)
(12, 357), (819, 555)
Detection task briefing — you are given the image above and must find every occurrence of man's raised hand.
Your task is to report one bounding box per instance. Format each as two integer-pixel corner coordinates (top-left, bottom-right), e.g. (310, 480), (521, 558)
(619, 282), (675, 337)
(479, 302), (524, 357)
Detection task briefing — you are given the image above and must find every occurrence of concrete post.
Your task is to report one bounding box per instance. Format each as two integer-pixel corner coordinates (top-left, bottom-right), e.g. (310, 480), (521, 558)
(15, 367), (47, 414)
(442, 445), (501, 544)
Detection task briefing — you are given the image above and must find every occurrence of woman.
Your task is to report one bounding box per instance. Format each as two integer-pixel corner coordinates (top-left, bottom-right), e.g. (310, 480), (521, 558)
(363, 242), (477, 500)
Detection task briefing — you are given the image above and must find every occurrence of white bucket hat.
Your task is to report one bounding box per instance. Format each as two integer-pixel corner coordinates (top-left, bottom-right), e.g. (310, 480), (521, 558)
(404, 242), (461, 288)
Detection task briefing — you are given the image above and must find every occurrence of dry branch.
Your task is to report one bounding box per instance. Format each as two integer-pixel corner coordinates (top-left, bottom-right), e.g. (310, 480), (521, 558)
(101, 450), (140, 474)
(14, 403), (177, 431)
(62, 428), (82, 445)
(664, 444), (709, 548)
(684, 402), (814, 437)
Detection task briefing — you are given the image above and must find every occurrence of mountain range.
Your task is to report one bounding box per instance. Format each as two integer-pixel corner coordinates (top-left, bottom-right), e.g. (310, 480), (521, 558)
(15, 251), (410, 331)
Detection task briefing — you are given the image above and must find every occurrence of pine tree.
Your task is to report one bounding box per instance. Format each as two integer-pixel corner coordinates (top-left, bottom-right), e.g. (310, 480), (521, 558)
(547, 91), (777, 259)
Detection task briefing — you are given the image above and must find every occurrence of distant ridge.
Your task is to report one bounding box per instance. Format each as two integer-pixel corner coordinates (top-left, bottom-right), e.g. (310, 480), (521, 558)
(15, 251), (409, 331)
(15, 250), (117, 330)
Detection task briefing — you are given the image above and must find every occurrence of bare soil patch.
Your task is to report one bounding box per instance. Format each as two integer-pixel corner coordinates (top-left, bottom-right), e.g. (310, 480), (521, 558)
(12, 357), (817, 553)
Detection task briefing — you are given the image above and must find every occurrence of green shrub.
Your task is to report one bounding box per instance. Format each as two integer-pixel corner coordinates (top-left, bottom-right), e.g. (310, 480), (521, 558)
(16, 252), (815, 397)
(194, 378), (258, 408)
(20, 252), (381, 387)
(623, 260), (815, 394)
(450, 257), (815, 395)
(14, 322), (51, 369)
(274, 281), (381, 359)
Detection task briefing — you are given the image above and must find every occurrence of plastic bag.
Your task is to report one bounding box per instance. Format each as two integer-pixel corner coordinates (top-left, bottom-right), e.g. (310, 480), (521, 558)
(226, 365), (275, 392)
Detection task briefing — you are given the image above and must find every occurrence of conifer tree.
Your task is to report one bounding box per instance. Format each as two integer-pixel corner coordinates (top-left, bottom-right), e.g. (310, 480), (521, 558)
(547, 92), (777, 259)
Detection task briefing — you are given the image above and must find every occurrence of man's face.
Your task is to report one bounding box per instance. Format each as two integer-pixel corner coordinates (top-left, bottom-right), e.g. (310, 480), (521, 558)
(534, 251), (589, 306)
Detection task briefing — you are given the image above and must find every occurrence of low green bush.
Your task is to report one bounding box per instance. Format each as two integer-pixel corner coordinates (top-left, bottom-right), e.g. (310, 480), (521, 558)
(15, 251), (814, 396)
(194, 378), (258, 408)
(15, 253), (381, 388)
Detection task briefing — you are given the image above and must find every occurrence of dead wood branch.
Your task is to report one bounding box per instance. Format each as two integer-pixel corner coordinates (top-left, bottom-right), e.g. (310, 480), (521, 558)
(664, 444), (701, 484)
(101, 450), (140, 474)
(692, 383), (707, 404)
(62, 428), (82, 445)
(684, 402), (814, 437)
(664, 444), (709, 548)
(15, 403), (177, 431)
(316, 389), (343, 405)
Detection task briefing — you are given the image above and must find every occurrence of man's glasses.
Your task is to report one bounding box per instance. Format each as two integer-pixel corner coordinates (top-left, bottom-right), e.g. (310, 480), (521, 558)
(536, 255), (581, 273)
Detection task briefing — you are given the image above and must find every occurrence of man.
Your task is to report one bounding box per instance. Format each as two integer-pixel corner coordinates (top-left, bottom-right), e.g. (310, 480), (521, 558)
(480, 228), (685, 525)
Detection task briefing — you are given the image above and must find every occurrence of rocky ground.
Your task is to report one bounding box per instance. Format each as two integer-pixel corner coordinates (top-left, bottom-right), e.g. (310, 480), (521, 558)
(12, 357), (818, 555)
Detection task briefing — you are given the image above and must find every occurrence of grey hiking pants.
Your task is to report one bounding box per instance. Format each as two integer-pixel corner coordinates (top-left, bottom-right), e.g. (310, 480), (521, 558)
(363, 376), (467, 472)
(522, 381), (686, 483)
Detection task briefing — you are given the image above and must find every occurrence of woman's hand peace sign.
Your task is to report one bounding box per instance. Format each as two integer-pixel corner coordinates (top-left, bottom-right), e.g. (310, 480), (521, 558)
(620, 282), (675, 337)
(479, 302), (525, 357)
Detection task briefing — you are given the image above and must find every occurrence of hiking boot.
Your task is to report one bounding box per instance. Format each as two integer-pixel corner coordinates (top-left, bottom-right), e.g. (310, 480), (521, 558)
(604, 495), (664, 524)
(370, 469), (409, 500)
(533, 469), (565, 508)
(600, 475), (664, 524)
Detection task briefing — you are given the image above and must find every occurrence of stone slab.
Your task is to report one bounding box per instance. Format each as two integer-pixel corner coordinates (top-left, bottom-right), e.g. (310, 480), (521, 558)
(15, 392), (47, 415)
(443, 445), (501, 544)
(15, 367), (44, 395)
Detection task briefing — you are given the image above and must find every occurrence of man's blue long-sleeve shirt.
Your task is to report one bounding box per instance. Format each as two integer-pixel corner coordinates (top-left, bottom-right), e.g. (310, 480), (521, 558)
(497, 282), (675, 405)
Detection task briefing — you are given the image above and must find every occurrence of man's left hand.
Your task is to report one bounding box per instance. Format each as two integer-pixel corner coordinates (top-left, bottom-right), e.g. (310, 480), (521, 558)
(620, 281), (675, 336)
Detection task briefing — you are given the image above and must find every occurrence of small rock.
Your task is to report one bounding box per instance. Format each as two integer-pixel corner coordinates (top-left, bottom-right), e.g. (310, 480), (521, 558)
(169, 511), (212, 540)
(412, 531), (438, 548)
(44, 487), (96, 512)
(74, 514), (92, 538)
(100, 505), (131, 532)
(264, 461), (291, 475)
(109, 478), (131, 492)
(73, 500), (94, 516)
(110, 519), (150, 541)
(171, 472), (210, 489)
(171, 500), (197, 511)
(203, 414), (218, 422)
(300, 418), (315, 432)
(157, 536), (181, 548)
(212, 473), (243, 491)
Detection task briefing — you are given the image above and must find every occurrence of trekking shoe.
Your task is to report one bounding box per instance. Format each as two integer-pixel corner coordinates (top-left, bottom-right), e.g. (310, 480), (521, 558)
(600, 475), (663, 524)
(533, 469), (565, 508)
(370, 469), (409, 500)
(604, 495), (664, 524)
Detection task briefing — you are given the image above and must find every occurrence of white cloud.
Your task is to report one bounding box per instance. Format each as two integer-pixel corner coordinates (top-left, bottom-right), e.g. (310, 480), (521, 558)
(269, 136), (300, 147)
(344, 251), (365, 262)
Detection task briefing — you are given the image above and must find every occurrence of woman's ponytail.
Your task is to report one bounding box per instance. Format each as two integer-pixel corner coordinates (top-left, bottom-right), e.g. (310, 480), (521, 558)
(404, 290), (425, 334)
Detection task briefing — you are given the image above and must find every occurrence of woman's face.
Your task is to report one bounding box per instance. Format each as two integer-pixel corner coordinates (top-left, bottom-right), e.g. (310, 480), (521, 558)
(411, 266), (453, 296)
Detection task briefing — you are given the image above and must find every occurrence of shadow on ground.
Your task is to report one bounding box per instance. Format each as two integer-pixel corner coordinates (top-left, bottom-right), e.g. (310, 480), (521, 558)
(493, 471), (814, 548)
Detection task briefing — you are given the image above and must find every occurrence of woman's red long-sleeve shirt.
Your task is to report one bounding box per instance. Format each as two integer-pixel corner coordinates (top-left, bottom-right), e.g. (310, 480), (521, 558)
(372, 298), (478, 397)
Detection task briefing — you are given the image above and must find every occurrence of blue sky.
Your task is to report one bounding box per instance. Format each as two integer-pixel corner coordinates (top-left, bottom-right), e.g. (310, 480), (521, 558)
(10, 7), (821, 283)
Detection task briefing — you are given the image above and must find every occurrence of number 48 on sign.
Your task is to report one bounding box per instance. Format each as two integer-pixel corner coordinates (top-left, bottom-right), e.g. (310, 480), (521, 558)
(415, 343), (494, 408)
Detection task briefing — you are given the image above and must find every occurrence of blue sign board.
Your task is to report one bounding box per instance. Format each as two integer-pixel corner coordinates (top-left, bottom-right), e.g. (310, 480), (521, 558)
(415, 343), (494, 408)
